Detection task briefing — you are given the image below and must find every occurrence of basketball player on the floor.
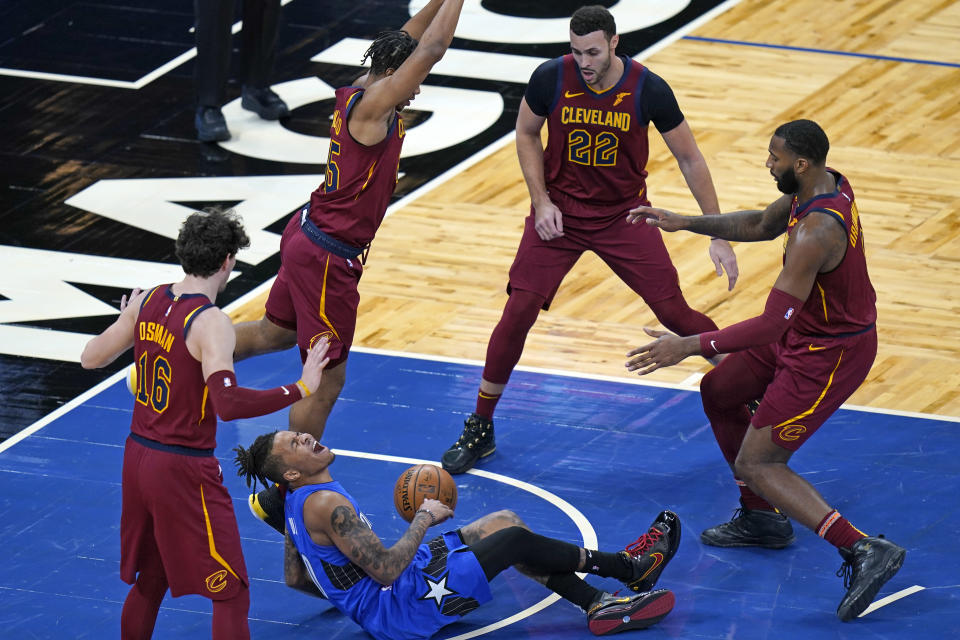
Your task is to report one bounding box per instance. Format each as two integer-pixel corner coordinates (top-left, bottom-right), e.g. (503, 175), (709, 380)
(80, 209), (330, 640)
(229, 0), (466, 533)
(440, 4), (738, 475)
(624, 119), (905, 621)
(235, 429), (682, 637)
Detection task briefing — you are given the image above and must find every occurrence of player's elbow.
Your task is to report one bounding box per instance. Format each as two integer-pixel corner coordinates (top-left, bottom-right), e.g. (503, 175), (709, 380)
(415, 42), (446, 65)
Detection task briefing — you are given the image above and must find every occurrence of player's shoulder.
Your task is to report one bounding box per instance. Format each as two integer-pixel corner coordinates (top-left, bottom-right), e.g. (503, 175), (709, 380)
(530, 56), (565, 81)
(184, 302), (228, 334)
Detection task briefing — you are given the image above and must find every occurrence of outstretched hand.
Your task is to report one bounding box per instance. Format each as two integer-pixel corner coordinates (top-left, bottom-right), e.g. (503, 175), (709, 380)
(626, 205), (686, 231)
(299, 337), (332, 396)
(625, 327), (700, 375)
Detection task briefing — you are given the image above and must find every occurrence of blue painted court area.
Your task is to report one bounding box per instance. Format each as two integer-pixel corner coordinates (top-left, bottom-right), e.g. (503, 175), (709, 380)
(1, 349), (957, 639)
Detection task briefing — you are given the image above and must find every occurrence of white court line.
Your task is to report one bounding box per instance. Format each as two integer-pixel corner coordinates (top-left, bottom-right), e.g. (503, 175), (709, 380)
(331, 449), (595, 640)
(858, 585), (925, 617)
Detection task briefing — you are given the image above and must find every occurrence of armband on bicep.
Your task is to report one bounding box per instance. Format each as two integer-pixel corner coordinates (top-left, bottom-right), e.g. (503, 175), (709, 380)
(206, 370), (301, 421)
(699, 288), (803, 356)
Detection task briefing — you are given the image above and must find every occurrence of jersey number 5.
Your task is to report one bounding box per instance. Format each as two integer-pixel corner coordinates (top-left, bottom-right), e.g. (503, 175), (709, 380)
(134, 352), (171, 413)
(567, 129), (619, 167)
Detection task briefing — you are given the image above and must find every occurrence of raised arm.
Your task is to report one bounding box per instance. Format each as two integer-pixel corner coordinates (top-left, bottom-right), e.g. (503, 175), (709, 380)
(80, 287), (145, 369)
(306, 492), (451, 586)
(661, 120), (739, 290)
(350, 0), (464, 141)
(400, 0), (446, 40)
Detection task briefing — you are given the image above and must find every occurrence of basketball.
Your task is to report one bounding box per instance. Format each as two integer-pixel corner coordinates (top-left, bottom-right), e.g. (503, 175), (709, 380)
(393, 464), (457, 522)
(125, 363), (137, 395)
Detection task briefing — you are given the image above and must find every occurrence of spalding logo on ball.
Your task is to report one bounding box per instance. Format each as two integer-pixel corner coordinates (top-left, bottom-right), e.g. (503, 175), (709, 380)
(393, 464), (457, 522)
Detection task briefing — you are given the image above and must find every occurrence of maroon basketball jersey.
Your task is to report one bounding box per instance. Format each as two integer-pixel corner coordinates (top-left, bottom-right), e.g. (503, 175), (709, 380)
(543, 55), (651, 227)
(786, 170), (877, 335)
(130, 285), (218, 449)
(309, 86), (405, 246)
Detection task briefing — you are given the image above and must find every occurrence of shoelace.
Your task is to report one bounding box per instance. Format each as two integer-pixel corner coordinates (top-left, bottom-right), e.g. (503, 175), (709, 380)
(624, 527), (663, 557)
(836, 559), (853, 588)
(457, 420), (488, 446)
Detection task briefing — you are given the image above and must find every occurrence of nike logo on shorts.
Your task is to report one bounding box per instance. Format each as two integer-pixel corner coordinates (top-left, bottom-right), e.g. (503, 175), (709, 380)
(808, 344), (826, 351)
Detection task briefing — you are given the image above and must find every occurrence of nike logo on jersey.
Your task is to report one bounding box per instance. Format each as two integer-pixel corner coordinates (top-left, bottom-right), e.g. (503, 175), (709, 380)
(808, 344), (826, 351)
(564, 90), (584, 98)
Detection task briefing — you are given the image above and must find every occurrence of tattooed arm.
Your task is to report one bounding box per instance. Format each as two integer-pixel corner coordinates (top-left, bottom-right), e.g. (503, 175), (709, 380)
(283, 532), (326, 598)
(627, 193), (794, 243)
(304, 492), (453, 586)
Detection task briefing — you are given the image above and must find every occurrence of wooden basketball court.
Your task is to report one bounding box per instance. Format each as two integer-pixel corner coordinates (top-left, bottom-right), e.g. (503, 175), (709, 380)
(229, 0), (960, 417)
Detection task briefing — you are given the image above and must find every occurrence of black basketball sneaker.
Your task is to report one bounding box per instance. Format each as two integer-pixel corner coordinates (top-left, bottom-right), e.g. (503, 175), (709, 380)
(621, 510), (681, 593)
(836, 535), (906, 621)
(700, 499), (795, 549)
(441, 413), (495, 474)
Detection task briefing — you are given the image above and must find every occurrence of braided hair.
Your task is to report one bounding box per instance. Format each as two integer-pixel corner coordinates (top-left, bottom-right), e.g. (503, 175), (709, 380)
(774, 119), (830, 165)
(234, 431), (285, 493)
(361, 30), (418, 76)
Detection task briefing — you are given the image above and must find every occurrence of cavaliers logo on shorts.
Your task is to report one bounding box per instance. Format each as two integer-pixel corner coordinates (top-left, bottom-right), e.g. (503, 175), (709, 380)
(774, 423), (807, 442)
(309, 331), (335, 350)
(205, 569), (229, 594)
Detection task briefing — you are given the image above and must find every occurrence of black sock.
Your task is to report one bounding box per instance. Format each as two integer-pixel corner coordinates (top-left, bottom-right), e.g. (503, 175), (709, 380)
(545, 574), (603, 611)
(582, 549), (632, 580)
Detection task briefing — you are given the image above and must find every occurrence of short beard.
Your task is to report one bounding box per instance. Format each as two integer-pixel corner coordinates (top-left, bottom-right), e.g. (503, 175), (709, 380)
(775, 167), (799, 194)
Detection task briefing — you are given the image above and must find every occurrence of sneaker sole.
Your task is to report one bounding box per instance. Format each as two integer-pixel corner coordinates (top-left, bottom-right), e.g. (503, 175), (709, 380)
(589, 590), (675, 636)
(837, 547), (906, 622)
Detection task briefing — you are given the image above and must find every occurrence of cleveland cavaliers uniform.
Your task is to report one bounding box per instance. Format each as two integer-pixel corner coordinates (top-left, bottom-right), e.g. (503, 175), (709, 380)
(749, 170), (878, 449)
(266, 85), (405, 364)
(507, 55), (696, 309)
(121, 285), (248, 599)
(285, 481), (491, 640)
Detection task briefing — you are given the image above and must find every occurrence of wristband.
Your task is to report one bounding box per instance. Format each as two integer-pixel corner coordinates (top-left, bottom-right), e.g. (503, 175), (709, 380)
(415, 508), (437, 526)
(295, 379), (311, 398)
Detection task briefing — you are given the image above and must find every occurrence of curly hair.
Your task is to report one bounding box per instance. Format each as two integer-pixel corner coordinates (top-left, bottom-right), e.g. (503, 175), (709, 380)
(175, 208), (250, 278)
(570, 5), (617, 39)
(361, 30), (418, 76)
(774, 119), (830, 165)
(234, 431), (285, 493)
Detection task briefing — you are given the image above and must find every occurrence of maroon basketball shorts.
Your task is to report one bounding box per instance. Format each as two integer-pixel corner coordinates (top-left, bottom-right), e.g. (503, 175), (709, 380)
(507, 208), (681, 307)
(748, 327), (877, 451)
(120, 437), (248, 599)
(265, 214), (362, 366)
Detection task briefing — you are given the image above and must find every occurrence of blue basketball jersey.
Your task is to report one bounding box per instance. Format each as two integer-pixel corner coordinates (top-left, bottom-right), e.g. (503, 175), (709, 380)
(285, 481), (493, 640)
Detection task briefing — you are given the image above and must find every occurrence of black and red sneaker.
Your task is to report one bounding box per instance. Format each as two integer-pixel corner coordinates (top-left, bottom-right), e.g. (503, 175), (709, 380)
(248, 483), (287, 535)
(621, 510), (681, 593)
(587, 589), (675, 635)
